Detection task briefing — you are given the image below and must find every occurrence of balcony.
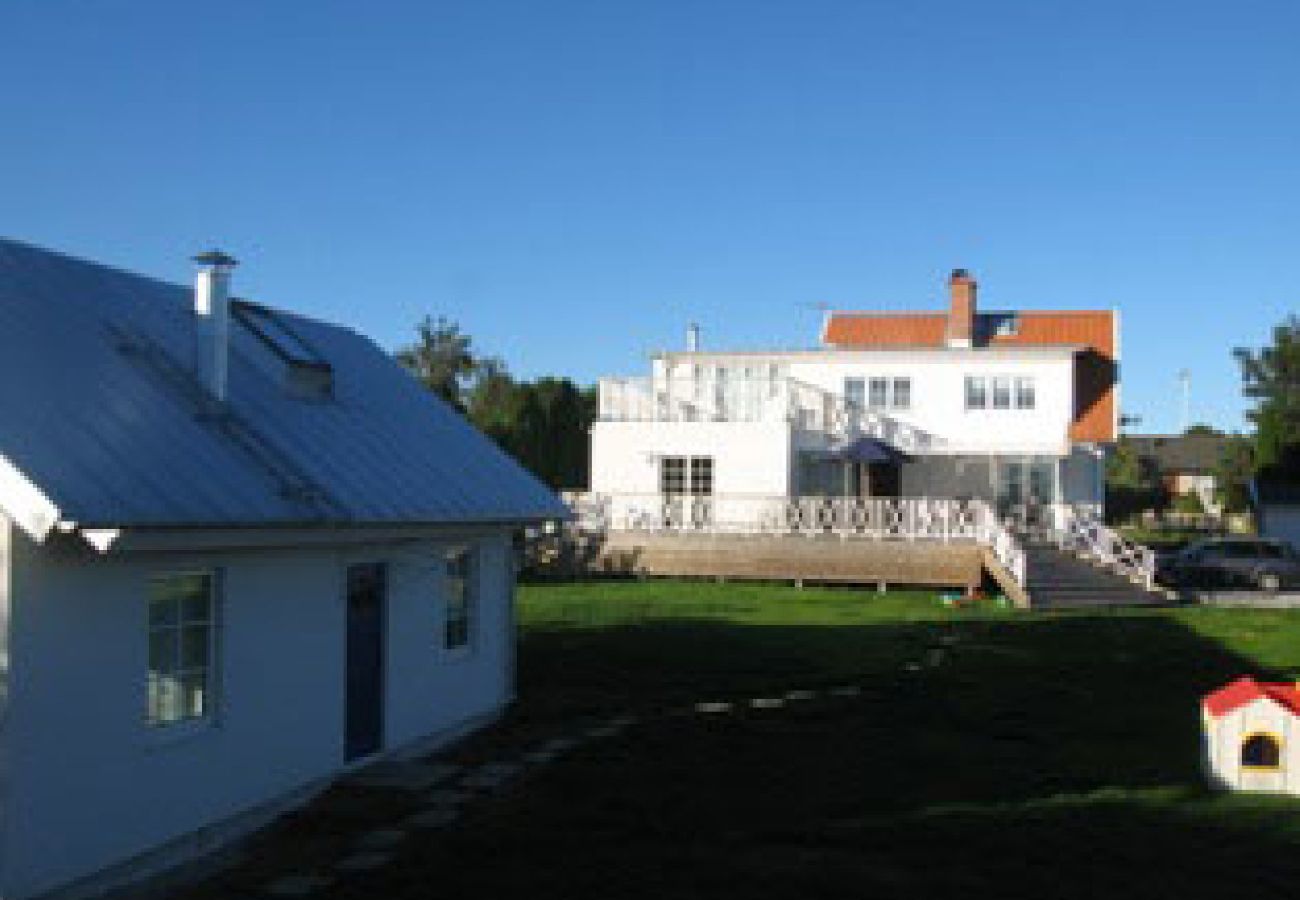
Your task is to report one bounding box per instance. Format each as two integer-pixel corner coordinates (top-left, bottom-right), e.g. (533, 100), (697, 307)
(597, 374), (941, 451)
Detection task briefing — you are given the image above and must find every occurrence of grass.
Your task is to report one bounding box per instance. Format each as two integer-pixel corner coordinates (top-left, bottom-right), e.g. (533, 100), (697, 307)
(189, 580), (1300, 899)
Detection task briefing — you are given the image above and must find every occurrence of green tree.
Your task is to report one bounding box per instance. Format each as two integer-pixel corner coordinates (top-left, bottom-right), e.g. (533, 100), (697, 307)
(395, 316), (477, 412)
(1235, 316), (1300, 473)
(1214, 436), (1254, 513)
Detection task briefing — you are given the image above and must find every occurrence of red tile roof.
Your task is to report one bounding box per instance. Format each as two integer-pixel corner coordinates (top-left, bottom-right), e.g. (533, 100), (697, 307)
(822, 313), (948, 348)
(1203, 676), (1300, 718)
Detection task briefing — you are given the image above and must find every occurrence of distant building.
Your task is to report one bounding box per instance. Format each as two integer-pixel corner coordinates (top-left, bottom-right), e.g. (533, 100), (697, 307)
(1127, 432), (1231, 512)
(0, 240), (566, 899)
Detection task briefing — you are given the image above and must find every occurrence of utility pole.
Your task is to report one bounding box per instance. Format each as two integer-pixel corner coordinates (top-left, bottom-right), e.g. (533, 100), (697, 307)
(1178, 369), (1191, 434)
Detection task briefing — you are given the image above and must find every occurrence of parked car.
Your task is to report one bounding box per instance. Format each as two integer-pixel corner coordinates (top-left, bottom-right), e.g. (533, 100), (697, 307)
(1158, 538), (1300, 592)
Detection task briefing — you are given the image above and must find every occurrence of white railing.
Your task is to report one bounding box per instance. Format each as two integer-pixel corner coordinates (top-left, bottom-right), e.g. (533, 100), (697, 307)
(568, 492), (1026, 586)
(1058, 505), (1156, 589)
(597, 374), (942, 450)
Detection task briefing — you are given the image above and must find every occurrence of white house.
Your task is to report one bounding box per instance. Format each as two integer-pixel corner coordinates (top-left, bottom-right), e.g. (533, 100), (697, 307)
(0, 239), (567, 899)
(590, 269), (1118, 537)
(1203, 677), (1300, 795)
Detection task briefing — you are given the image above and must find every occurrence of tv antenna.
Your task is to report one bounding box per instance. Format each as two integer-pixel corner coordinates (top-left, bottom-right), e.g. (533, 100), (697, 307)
(1178, 369), (1191, 433)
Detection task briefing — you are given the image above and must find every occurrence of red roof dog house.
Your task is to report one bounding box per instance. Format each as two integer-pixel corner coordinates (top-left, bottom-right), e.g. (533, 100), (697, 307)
(1203, 677), (1300, 794)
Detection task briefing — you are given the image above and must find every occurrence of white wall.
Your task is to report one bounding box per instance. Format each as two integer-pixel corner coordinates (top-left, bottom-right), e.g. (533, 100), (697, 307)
(591, 420), (792, 497)
(655, 349), (1077, 455)
(1, 526), (514, 900)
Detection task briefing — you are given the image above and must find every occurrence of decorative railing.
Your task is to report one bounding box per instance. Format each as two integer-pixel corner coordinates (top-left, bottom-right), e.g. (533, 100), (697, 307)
(1057, 505), (1156, 589)
(568, 492), (1025, 586)
(597, 374), (942, 449)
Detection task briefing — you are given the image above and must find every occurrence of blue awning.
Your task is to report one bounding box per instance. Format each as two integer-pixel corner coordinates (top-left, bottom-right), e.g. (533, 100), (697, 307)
(825, 437), (909, 464)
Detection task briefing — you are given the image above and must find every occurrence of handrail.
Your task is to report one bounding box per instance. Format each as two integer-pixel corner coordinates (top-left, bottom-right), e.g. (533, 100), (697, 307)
(1058, 505), (1156, 589)
(566, 492), (1027, 587)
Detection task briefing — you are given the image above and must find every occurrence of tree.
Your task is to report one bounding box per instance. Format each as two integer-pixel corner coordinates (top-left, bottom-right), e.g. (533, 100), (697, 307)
(395, 316), (477, 412)
(1184, 423), (1221, 436)
(1235, 316), (1300, 474)
(1214, 436), (1254, 514)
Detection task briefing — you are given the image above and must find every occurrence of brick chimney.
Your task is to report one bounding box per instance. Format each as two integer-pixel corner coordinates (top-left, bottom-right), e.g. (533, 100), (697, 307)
(946, 268), (976, 348)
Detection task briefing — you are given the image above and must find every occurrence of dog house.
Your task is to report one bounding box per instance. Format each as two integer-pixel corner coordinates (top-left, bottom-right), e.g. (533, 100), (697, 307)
(1202, 677), (1300, 794)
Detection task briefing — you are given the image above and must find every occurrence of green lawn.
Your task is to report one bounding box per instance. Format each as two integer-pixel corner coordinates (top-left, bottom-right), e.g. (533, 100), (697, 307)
(195, 580), (1300, 900)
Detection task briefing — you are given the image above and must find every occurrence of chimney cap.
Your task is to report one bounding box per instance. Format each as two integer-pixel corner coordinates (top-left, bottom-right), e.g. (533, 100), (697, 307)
(950, 267), (972, 281)
(193, 249), (238, 268)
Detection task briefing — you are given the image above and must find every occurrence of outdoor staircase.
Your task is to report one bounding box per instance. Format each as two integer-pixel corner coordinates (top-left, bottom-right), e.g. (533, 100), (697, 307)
(1025, 542), (1170, 609)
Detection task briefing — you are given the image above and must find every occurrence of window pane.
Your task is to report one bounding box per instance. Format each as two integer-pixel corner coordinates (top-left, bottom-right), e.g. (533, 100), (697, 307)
(150, 672), (183, 725)
(965, 377), (987, 409)
(181, 671), (208, 719)
(149, 630), (179, 674)
(892, 378), (911, 410)
(148, 596), (178, 630)
(660, 457), (686, 495)
(1015, 377), (1035, 409)
(690, 457), (713, 495)
(444, 547), (473, 650)
(844, 378), (865, 409)
(992, 377), (1011, 409)
(181, 624), (210, 668)
(868, 378), (888, 408)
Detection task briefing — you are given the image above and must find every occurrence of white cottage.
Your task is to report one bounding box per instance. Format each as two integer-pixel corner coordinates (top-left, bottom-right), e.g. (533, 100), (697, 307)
(0, 240), (567, 899)
(1202, 677), (1300, 795)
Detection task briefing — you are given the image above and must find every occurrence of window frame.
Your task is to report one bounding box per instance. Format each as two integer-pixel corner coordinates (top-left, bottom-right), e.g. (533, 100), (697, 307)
(1014, 377), (1036, 410)
(891, 377), (911, 410)
(965, 376), (988, 410)
(443, 545), (477, 656)
(146, 570), (219, 732)
(660, 456), (688, 496)
(867, 377), (889, 410)
(844, 377), (865, 410)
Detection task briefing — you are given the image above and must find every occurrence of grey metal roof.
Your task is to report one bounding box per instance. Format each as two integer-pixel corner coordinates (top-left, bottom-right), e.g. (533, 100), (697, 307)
(0, 238), (569, 538)
(1127, 433), (1232, 474)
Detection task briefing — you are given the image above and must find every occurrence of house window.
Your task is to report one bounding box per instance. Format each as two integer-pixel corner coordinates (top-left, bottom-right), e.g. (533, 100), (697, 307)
(768, 363), (781, 399)
(661, 456), (687, 495)
(965, 376), (987, 410)
(892, 378), (911, 410)
(147, 572), (216, 727)
(444, 546), (475, 651)
(1015, 377), (1036, 410)
(1242, 733), (1282, 770)
(689, 456), (714, 495)
(844, 378), (865, 409)
(992, 377), (1011, 410)
(868, 377), (889, 409)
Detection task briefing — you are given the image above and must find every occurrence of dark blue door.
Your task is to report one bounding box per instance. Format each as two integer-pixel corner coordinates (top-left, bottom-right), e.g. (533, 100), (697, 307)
(345, 563), (386, 762)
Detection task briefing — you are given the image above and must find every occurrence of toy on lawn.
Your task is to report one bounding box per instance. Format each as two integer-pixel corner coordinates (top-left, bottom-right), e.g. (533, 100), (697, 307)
(1202, 676), (1300, 794)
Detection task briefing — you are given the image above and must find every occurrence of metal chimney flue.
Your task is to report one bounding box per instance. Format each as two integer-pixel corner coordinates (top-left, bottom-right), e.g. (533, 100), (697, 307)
(193, 250), (238, 402)
(686, 322), (700, 353)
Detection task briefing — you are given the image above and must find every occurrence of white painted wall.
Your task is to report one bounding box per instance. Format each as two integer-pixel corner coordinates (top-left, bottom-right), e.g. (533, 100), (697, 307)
(0, 525), (514, 900)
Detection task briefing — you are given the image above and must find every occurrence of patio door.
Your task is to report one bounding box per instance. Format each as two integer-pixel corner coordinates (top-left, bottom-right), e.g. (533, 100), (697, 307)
(345, 562), (386, 762)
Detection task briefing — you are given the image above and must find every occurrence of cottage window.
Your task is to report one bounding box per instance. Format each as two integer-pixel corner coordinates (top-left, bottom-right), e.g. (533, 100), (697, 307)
(892, 378), (911, 410)
(147, 572), (216, 727)
(1242, 733), (1282, 770)
(965, 376), (987, 410)
(1015, 377), (1036, 409)
(689, 456), (714, 495)
(445, 546), (475, 652)
(868, 378), (889, 409)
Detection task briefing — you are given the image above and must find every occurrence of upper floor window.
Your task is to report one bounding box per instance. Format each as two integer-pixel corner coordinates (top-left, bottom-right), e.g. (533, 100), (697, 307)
(846, 376), (911, 411)
(661, 456), (714, 496)
(147, 572), (216, 727)
(892, 378), (911, 410)
(844, 378), (865, 409)
(966, 375), (1035, 412)
(1015, 377), (1036, 409)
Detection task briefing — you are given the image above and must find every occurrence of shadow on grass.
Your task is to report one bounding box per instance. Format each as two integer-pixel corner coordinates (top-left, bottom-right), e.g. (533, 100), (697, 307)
(377, 610), (1300, 900)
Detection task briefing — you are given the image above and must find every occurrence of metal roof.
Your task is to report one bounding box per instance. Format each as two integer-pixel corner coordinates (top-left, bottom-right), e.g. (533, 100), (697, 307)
(0, 238), (569, 541)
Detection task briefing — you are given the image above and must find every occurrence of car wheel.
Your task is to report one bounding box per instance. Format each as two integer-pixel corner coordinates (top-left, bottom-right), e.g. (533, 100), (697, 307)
(1258, 571), (1282, 594)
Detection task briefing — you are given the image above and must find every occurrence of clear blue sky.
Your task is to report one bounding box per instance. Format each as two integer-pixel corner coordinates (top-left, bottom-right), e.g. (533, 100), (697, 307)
(5, 0), (1298, 434)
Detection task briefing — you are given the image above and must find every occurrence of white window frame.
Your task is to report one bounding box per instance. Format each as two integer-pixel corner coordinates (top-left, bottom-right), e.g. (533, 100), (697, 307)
(892, 377), (911, 411)
(146, 570), (219, 733)
(867, 377), (889, 409)
(1015, 377), (1036, 410)
(965, 376), (988, 410)
(443, 545), (477, 657)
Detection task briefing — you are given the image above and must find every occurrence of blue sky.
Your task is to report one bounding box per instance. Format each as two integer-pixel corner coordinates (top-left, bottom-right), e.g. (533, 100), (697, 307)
(5, 0), (1298, 434)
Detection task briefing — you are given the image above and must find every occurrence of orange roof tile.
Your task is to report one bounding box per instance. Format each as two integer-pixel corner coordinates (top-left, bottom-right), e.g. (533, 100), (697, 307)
(822, 313), (947, 348)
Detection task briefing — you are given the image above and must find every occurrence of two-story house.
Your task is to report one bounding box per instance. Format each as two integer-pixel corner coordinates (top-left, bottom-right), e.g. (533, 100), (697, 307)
(590, 269), (1117, 537)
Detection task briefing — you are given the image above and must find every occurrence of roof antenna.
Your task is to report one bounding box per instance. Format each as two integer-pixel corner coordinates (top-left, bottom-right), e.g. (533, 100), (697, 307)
(1178, 369), (1191, 434)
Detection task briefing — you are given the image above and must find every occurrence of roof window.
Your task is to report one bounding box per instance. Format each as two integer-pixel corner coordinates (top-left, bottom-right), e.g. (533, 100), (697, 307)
(232, 301), (334, 400)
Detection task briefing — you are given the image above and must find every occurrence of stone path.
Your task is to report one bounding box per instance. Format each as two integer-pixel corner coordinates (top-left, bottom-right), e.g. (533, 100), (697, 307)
(256, 632), (958, 897)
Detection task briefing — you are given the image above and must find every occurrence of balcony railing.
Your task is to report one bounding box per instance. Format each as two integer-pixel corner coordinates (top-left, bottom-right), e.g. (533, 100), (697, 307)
(568, 492), (1025, 585)
(597, 375), (941, 449)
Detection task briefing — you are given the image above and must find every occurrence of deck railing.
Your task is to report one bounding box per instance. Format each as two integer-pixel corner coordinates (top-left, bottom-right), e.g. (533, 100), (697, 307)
(1056, 504), (1156, 589)
(568, 492), (1025, 586)
(597, 375), (941, 449)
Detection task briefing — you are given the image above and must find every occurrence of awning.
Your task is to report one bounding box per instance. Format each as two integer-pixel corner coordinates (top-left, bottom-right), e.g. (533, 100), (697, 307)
(824, 436), (910, 465)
